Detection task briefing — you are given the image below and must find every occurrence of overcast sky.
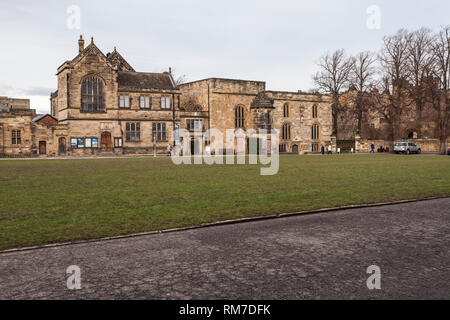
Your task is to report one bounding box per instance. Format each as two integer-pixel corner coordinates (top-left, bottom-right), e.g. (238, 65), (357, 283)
(1, 0), (449, 113)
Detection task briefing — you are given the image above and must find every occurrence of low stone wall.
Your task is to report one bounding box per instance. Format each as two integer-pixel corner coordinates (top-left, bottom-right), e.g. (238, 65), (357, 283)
(407, 139), (442, 153)
(356, 140), (392, 153)
(356, 138), (445, 153)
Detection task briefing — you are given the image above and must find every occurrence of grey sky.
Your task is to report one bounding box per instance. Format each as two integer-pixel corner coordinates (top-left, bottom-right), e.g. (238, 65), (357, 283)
(1, 0), (449, 113)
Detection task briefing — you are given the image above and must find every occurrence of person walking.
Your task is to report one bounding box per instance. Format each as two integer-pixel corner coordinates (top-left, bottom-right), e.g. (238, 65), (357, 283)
(321, 145), (325, 155)
(370, 143), (375, 153)
(337, 147), (341, 154)
(328, 144), (332, 155)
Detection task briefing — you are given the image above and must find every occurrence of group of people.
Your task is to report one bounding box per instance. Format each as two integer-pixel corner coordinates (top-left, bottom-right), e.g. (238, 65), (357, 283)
(320, 145), (355, 155)
(370, 143), (390, 153)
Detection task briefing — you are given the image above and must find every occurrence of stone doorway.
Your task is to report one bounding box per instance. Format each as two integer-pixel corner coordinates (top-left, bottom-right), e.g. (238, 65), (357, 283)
(190, 138), (201, 155)
(39, 141), (46, 155)
(58, 137), (66, 155)
(101, 132), (112, 151)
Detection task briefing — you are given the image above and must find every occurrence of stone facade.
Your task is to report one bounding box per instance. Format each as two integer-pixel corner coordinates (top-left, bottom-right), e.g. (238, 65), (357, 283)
(0, 97), (35, 156)
(0, 97), (62, 156)
(178, 79), (334, 154)
(50, 36), (181, 156)
(1, 36), (335, 157)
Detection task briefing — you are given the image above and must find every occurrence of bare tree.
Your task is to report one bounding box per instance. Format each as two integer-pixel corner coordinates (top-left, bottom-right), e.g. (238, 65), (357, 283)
(168, 68), (188, 86)
(313, 49), (353, 136)
(405, 28), (435, 137)
(349, 51), (377, 135)
(372, 29), (412, 140)
(429, 26), (450, 154)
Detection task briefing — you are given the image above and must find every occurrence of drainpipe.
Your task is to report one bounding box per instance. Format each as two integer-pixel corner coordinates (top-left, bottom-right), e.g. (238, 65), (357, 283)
(1, 124), (4, 154)
(208, 83), (211, 139)
(172, 92), (176, 147)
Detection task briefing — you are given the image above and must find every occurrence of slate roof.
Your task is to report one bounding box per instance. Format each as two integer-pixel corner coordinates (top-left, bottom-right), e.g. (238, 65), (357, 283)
(32, 114), (57, 123)
(106, 50), (135, 72)
(117, 71), (177, 91)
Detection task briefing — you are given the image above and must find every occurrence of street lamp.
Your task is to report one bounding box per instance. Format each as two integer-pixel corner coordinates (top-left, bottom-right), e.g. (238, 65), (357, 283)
(153, 132), (156, 157)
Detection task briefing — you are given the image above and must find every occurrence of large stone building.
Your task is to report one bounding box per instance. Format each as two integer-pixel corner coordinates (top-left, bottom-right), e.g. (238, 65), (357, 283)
(179, 79), (333, 154)
(1, 36), (334, 157)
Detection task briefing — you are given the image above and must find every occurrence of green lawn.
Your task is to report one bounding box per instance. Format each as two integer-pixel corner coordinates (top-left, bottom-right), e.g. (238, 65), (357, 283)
(0, 155), (449, 251)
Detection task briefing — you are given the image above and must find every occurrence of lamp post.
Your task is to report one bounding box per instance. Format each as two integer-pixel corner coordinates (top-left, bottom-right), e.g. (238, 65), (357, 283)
(153, 132), (156, 157)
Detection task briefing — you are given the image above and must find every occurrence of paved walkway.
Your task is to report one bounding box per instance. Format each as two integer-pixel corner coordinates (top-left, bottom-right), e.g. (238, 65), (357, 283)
(0, 198), (449, 299)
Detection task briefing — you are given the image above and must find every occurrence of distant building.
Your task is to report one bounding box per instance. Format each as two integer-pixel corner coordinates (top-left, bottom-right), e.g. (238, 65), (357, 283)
(0, 96), (36, 156)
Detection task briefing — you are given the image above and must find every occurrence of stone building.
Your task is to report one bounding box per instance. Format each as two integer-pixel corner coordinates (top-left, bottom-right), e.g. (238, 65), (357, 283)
(0, 97), (61, 156)
(1, 36), (334, 157)
(0, 97), (36, 156)
(50, 35), (181, 156)
(179, 78), (333, 154)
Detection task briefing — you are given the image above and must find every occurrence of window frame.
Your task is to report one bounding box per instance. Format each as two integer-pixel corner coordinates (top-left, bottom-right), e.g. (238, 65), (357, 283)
(282, 123), (291, 140)
(119, 94), (130, 109)
(283, 103), (289, 118)
(140, 96), (151, 109)
(161, 96), (171, 110)
(11, 129), (21, 145)
(235, 106), (245, 129)
(186, 119), (203, 131)
(125, 122), (141, 142)
(152, 122), (167, 142)
(312, 124), (320, 140)
(81, 76), (104, 112)
(312, 105), (318, 119)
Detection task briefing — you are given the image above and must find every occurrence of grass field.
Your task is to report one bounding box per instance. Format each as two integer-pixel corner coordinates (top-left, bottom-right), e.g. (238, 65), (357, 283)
(0, 154), (449, 251)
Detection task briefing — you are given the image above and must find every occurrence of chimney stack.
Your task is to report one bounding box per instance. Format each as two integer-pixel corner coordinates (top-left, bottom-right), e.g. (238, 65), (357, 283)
(78, 35), (84, 54)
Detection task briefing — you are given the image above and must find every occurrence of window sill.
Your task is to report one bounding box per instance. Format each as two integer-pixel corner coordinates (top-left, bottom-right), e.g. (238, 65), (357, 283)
(80, 111), (107, 113)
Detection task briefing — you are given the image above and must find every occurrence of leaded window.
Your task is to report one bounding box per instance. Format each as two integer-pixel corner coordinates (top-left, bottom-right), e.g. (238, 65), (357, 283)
(81, 76), (103, 112)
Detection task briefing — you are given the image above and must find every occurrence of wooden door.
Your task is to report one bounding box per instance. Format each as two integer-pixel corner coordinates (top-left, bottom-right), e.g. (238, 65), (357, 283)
(39, 141), (46, 155)
(101, 132), (112, 151)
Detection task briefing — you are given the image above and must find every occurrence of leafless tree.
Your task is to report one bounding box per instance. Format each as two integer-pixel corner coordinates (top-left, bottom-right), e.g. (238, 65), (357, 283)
(313, 49), (353, 136)
(349, 51), (377, 134)
(371, 29), (412, 140)
(405, 28), (435, 137)
(428, 26), (450, 154)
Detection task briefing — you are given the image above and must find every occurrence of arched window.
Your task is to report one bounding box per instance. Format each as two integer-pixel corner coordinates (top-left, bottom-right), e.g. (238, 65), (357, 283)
(283, 103), (289, 118)
(312, 124), (320, 140)
(312, 104), (318, 119)
(235, 106), (245, 128)
(282, 123), (291, 140)
(81, 76), (103, 112)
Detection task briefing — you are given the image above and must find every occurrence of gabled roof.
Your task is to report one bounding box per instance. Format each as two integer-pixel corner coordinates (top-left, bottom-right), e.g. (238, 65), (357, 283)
(32, 114), (57, 123)
(57, 39), (114, 74)
(117, 71), (177, 91)
(107, 49), (135, 72)
(251, 92), (274, 109)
